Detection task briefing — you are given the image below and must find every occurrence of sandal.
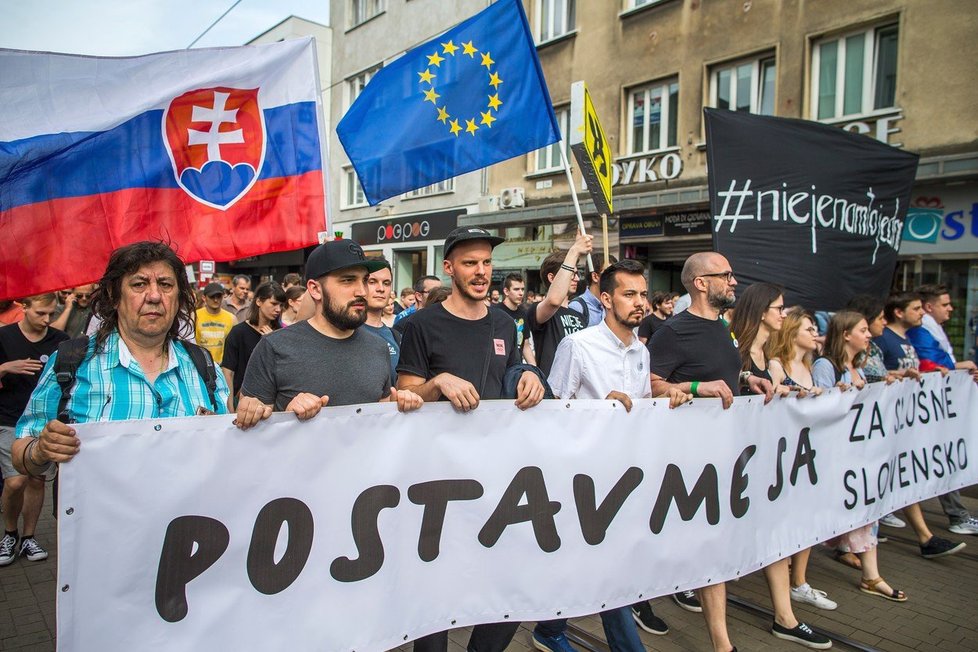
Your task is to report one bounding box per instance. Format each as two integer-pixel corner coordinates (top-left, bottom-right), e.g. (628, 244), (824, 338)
(834, 551), (862, 571)
(859, 577), (907, 602)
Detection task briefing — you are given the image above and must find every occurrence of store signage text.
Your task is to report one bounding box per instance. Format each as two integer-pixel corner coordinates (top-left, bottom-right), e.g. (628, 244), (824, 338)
(612, 152), (684, 187)
(903, 197), (978, 244)
(352, 210), (461, 247)
(837, 111), (903, 148)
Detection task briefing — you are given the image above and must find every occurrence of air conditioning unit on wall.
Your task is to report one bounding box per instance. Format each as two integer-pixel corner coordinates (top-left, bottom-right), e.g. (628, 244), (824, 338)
(499, 186), (525, 209)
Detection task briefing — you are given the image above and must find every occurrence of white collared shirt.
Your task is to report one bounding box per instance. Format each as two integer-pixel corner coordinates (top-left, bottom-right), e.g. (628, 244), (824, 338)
(547, 319), (650, 400)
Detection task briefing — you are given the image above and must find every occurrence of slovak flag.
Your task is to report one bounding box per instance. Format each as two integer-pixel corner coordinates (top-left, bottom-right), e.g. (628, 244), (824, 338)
(0, 39), (327, 300)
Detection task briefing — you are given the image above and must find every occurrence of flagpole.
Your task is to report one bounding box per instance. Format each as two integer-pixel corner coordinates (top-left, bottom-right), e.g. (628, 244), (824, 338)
(558, 144), (595, 273)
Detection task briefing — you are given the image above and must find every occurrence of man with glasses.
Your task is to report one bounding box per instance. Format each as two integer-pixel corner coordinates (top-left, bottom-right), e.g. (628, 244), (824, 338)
(646, 252), (807, 652)
(524, 232), (593, 376)
(50, 284), (97, 338)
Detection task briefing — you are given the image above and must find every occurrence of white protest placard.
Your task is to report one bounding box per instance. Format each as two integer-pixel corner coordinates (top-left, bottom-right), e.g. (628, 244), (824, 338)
(56, 373), (978, 651)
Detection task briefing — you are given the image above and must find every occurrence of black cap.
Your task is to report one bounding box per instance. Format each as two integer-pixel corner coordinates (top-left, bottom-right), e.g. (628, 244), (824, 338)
(305, 239), (388, 282)
(203, 282), (225, 297)
(443, 227), (505, 258)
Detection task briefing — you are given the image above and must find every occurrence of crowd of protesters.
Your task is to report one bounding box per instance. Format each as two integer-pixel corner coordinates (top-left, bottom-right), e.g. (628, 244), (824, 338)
(1, 229), (977, 652)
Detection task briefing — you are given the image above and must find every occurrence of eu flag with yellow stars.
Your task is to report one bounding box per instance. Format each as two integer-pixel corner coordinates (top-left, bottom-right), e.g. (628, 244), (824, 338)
(336, 0), (560, 205)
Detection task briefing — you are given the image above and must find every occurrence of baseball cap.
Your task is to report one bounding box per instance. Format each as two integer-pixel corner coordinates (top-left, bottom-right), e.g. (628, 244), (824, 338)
(203, 282), (225, 297)
(305, 239), (388, 282)
(443, 227), (505, 258)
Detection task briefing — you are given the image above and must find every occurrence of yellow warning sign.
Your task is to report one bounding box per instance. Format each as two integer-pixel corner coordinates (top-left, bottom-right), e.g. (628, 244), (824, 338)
(569, 81), (613, 216)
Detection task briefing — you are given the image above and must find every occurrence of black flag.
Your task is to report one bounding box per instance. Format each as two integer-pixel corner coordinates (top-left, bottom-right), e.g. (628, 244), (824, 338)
(705, 108), (918, 310)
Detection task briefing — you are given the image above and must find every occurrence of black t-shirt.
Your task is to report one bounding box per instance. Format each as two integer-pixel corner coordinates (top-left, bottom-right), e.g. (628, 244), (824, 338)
(525, 304), (587, 376)
(397, 303), (519, 401)
(494, 303), (528, 349)
(0, 325), (70, 426)
(648, 311), (742, 396)
(638, 314), (666, 340)
(221, 321), (264, 397)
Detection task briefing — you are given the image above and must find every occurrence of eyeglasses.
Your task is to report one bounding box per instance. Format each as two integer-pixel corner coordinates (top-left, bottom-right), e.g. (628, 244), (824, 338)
(74, 293), (92, 299)
(698, 271), (735, 283)
(768, 304), (786, 314)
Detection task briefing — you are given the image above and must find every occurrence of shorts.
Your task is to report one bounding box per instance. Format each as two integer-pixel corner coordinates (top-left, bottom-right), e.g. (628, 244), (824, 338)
(0, 425), (24, 478)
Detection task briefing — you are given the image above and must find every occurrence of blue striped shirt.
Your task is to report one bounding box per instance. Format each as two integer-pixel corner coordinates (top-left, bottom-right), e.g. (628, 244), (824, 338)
(16, 332), (229, 438)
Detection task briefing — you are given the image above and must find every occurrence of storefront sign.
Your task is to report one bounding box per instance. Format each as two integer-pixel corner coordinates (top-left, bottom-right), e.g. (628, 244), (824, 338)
(900, 187), (978, 255)
(833, 110), (904, 148)
(612, 152), (683, 186)
(620, 210), (711, 238)
(352, 210), (462, 246)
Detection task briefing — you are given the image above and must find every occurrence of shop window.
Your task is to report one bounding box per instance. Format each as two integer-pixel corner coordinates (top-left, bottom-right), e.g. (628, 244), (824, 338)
(405, 178), (455, 199)
(346, 64), (381, 109)
(531, 107), (570, 174)
(350, 0), (386, 28)
(536, 0), (576, 44)
(626, 79), (679, 155)
(812, 23), (898, 121)
(343, 167), (367, 209)
(709, 55), (776, 116)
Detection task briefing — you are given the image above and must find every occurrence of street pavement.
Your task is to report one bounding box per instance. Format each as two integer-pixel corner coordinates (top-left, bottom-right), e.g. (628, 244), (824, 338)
(2, 488), (977, 651)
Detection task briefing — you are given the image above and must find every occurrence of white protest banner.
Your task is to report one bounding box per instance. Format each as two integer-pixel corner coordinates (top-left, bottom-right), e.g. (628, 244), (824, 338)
(57, 373), (977, 651)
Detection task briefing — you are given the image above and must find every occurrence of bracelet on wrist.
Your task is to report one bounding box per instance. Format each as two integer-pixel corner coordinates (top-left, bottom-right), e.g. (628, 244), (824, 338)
(690, 381), (700, 397)
(560, 263), (577, 274)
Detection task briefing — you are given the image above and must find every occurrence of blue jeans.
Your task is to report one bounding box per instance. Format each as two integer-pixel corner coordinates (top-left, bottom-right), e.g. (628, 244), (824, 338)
(536, 606), (644, 652)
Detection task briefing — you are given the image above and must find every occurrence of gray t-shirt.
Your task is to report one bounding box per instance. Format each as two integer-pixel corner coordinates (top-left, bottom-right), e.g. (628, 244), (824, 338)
(241, 321), (391, 410)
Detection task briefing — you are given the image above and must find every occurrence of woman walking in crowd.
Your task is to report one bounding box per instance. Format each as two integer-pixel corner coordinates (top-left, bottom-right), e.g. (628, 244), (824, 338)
(222, 281), (285, 409)
(812, 311), (908, 602)
(280, 285), (306, 327)
(727, 283), (837, 629)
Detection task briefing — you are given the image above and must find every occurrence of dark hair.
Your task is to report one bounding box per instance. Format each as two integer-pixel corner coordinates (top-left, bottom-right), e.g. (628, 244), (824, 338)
(92, 241), (197, 351)
(649, 290), (667, 311)
(588, 252), (619, 282)
(503, 272), (524, 290)
(282, 272), (302, 287)
(540, 251), (568, 282)
(284, 285), (306, 305)
(915, 284), (949, 306)
(426, 286), (452, 307)
(728, 282), (785, 372)
(822, 310), (868, 372)
(413, 275), (440, 294)
(598, 259), (645, 295)
(846, 294), (885, 323)
(246, 282), (286, 328)
(884, 292), (920, 322)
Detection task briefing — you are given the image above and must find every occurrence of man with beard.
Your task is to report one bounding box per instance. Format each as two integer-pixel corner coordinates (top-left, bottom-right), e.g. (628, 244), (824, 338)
(537, 260), (691, 652)
(647, 252), (780, 652)
(525, 232), (593, 376)
(396, 227), (545, 652)
(235, 240), (422, 427)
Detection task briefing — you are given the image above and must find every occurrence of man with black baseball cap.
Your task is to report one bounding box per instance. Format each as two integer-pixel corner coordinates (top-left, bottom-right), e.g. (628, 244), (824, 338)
(195, 282), (235, 364)
(397, 227), (545, 652)
(235, 239), (422, 428)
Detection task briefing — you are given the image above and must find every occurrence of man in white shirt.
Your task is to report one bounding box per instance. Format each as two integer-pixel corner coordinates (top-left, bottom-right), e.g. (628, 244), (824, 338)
(537, 260), (689, 652)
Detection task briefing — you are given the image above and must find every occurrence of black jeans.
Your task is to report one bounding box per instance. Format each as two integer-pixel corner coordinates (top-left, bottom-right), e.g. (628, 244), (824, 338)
(413, 621), (521, 652)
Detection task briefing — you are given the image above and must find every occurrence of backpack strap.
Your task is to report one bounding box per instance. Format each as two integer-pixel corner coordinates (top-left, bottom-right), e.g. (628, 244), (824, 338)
(54, 336), (93, 424)
(568, 296), (590, 325)
(178, 340), (220, 412)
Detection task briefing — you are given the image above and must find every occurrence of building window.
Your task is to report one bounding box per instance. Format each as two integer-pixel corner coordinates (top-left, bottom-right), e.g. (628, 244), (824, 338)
(626, 79), (678, 154)
(626, 0), (664, 9)
(405, 178), (455, 198)
(709, 55), (776, 116)
(350, 0), (386, 27)
(346, 65), (381, 109)
(812, 23), (898, 120)
(536, 0), (575, 43)
(343, 167), (367, 209)
(532, 107), (570, 173)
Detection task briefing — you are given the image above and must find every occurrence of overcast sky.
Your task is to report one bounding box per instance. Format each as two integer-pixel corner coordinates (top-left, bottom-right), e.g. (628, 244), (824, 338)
(0, 0), (330, 56)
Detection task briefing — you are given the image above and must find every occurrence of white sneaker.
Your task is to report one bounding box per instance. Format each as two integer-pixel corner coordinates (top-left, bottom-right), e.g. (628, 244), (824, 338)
(879, 513), (906, 528)
(0, 533), (17, 566)
(948, 517), (978, 535)
(790, 583), (838, 610)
